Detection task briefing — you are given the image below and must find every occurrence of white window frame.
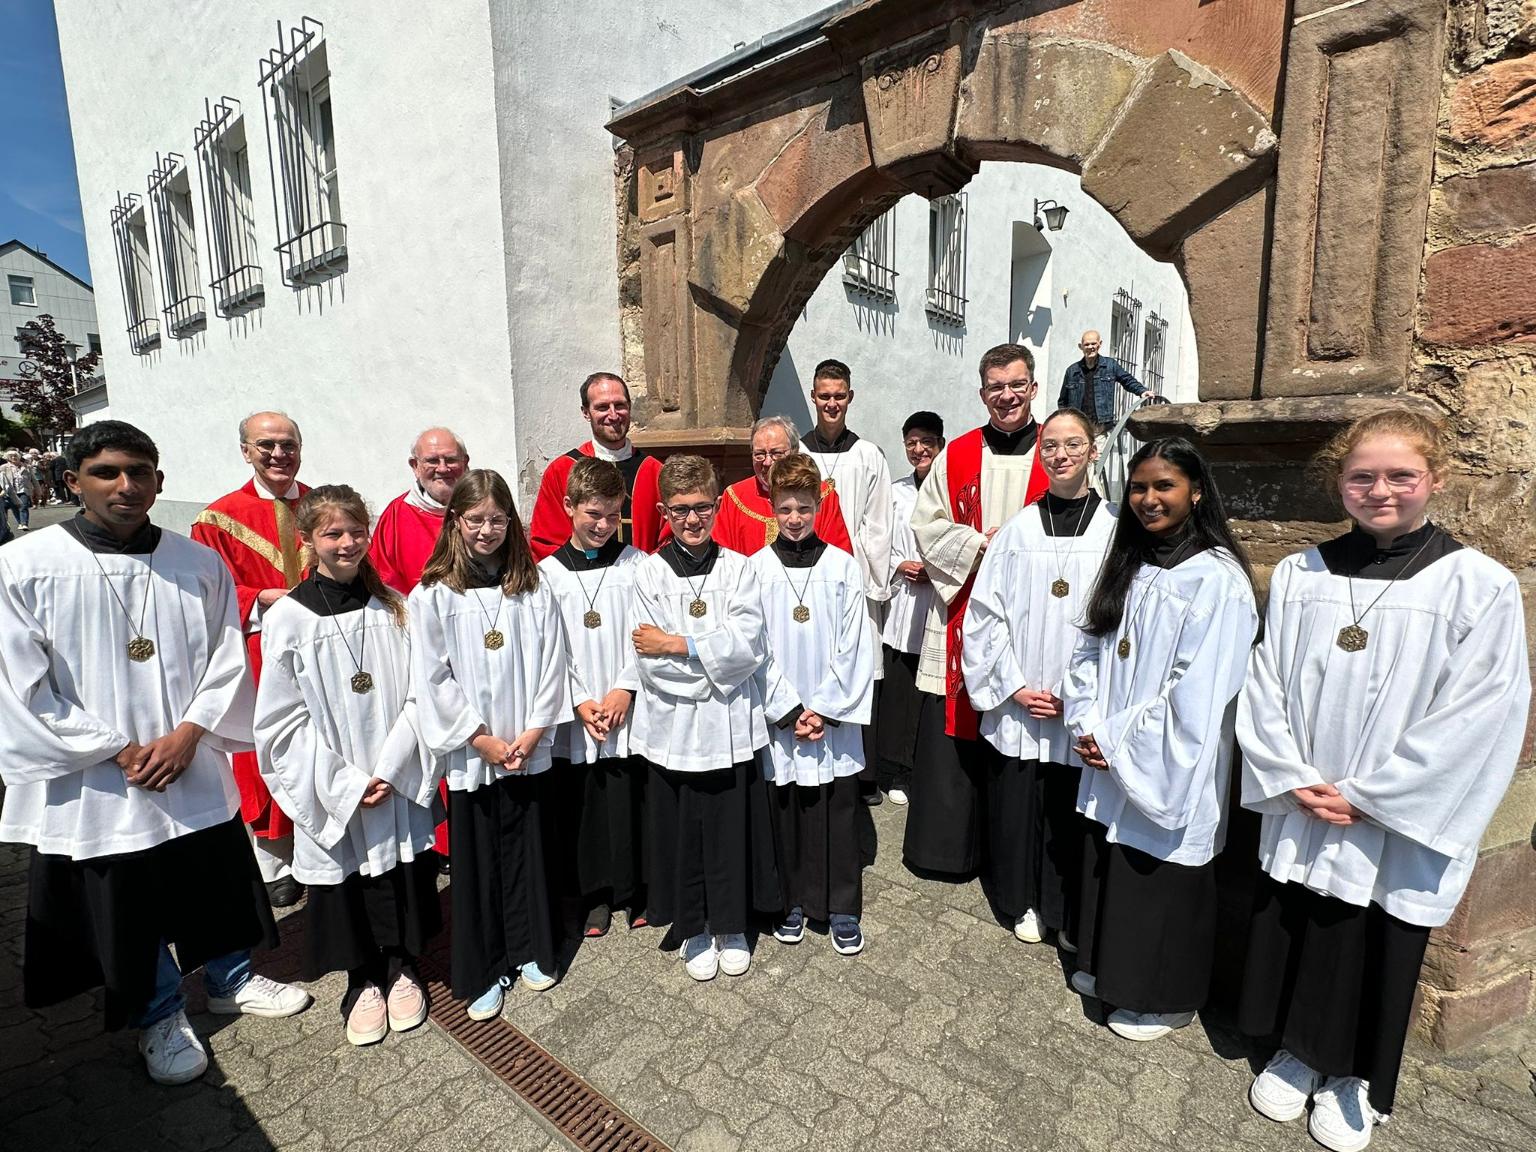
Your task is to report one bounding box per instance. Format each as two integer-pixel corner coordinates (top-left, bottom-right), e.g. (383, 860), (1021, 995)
(195, 97), (266, 316)
(8, 275), (36, 307)
(842, 209), (897, 302)
(110, 192), (160, 355)
(925, 193), (967, 326)
(148, 153), (206, 337)
(1142, 311), (1169, 398)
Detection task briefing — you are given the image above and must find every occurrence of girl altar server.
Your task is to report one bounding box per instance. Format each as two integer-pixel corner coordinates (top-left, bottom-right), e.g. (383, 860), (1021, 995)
(752, 454), (875, 956)
(1063, 438), (1258, 1042)
(538, 457), (649, 938)
(255, 485), (441, 1046)
(963, 408), (1115, 948)
(1236, 409), (1528, 1152)
(409, 470), (570, 1020)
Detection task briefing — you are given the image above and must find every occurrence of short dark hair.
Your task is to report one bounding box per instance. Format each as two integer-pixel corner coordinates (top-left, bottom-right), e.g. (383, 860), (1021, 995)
(977, 343), (1035, 384)
(580, 372), (630, 408)
(812, 359), (851, 386)
(67, 421), (159, 471)
(902, 411), (944, 438)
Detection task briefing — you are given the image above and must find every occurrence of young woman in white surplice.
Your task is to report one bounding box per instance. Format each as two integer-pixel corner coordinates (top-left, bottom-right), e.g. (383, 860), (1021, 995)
(255, 485), (440, 1047)
(408, 470), (570, 1021)
(1234, 410), (1529, 1152)
(1062, 437), (1258, 1044)
(963, 408), (1115, 951)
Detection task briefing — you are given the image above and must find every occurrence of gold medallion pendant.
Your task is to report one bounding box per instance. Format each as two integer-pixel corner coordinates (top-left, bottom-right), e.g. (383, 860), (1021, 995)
(484, 629), (506, 650)
(1116, 637), (1132, 660)
(1050, 579), (1070, 598)
(689, 599), (708, 618)
(1336, 624), (1369, 652)
(351, 671), (375, 694)
(792, 604), (811, 623)
(583, 610), (602, 630)
(127, 636), (156, 662)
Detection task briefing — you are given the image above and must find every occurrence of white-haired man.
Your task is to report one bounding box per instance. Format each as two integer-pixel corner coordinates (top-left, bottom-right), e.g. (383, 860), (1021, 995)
(712, 415), (853, 555)
(370, 426), (470, 594)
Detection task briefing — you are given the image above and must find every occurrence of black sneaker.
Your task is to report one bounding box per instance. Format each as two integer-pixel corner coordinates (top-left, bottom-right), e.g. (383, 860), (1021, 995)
(773, 907), (805, 944)
(265, 877), (304, 908)
(830, 917), (864, 956)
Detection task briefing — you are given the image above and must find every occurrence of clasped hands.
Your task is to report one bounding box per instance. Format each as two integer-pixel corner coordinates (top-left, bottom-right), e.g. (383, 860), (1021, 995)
(577, 689), (635, 742)
(470, 726), (542, 772)
(794, 709), (826, 742)
(115, 722), (205, 791)
(1291, 784), (1361, 826)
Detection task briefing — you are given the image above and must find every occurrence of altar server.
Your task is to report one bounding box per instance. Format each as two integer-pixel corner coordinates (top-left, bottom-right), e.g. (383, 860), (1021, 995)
(628, 455), (782, 981)
(1236, 409), (1529, 1152)
(0, 421), (309, 1086)
(539, 457), (649, 939)
(256, 485), (441, 1047)
(409, 470), (570, 1020)
(752, 454), (875, 955)
(1063, 437), (1257, 1042)
(963, 408), (1115, 948)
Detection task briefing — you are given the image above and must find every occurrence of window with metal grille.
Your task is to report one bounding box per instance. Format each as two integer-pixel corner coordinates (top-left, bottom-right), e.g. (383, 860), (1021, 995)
(925, 193), (967, 325)
(259, 17), (346, 287)
(110, 193), (160, 355)
(148, 153), (207, 338)
(195, 98), (265, 317)
(842, 210), (897, 302)
(1142, 311), (1169, 397)
(1108, 288), (1142, 423)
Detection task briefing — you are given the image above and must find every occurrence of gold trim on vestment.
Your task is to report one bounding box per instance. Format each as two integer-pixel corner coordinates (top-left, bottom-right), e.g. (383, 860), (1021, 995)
(192, 507), (301, 587)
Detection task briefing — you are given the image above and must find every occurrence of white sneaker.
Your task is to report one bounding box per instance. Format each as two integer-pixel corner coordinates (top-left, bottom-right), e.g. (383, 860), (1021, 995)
(715, 933), (751, 977)
(138, 1009), (208, 1085)
(885, 788), (908, 806)
(1107, 1008), (1195, 1041)
(683, 933), (718, 982)
(1249, 1049), (1321, 1123)
(1013, 910), (1043, 943)
(1069, 970), (1097, 998)
(1309, 1076), (1380, 1152)
(206, 973), (312, 1018)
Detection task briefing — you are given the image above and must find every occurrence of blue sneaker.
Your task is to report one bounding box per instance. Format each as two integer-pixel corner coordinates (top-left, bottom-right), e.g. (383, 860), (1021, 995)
(773, 907), (805, 945)
(830, 916), (864, 956)
(520, 960), (557, 992)
(467, 976), (509, 1021)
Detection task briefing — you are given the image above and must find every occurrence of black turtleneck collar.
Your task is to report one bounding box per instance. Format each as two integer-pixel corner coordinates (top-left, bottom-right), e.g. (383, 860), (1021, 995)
(1318, 520), (1461, 580)
(1143, 523), (1207, 570)
(982, 420), (1039, 457)
(803, 427), (859, 454)
(661, 539), (719, 578)
(289, 569), (371, 616)
(770, 531), (826, 569)
(465, 556), (505, 589)
(912, 469), (929, 489)
(555, 536), (625, 572)
(60, 512), (162, 555)
(1039, 489), (1102, 537)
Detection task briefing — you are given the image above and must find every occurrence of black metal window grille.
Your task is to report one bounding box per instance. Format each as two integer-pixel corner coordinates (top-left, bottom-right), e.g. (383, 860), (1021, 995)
(1109, 287), (1143, 423)
(925, 193), (967, 325)
(259, 17), (346, 288)
(110, 193), (160, 355)
(194, 97), (266, 317)
(1142, 311), (1169, 398)
(147, 153), (207, 338)
(842, 209), (897, 301)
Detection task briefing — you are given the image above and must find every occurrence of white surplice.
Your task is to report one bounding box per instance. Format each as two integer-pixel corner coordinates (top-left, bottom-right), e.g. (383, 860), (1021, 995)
(407, 579), (571, 788)
(963, 500), (1117, 762)
(255, 596), (438, 886)
(752, 544), (875, 786)
(1237, 546), (1529, 927)
(538, 548), (645, 763)
(0, 526), (252, 860)
(802, 435), (893, 606)
(882, 474), (936, 655)
(1063, 548), (1258, 866)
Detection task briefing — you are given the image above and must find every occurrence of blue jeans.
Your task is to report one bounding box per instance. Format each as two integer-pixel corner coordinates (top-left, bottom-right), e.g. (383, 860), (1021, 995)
(133, 942), (253, 1028)
(1, 491), (28, 529)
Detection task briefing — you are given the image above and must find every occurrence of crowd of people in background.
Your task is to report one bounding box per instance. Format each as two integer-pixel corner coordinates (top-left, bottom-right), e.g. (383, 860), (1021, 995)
(0, 333), (1528, 1152)
(0, 446), (77, 543)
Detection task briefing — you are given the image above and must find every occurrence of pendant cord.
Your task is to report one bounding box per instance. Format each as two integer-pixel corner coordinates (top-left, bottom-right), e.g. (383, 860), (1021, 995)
(774, 552), (815, 614)
(315, 579), (368, 677)
(1120, 534), (1196, 648)
(470, 585), (505, 638)
(1345, 533), (1434, 627)
(89, 545), (156, 641)
(563, 544), (612, 614)
(1043, 491), (1093, 587)
(669, 541), (712, 606)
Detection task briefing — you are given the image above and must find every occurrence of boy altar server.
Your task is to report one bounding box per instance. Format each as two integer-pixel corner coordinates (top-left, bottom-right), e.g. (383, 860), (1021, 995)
(0, 421), (310, 1086)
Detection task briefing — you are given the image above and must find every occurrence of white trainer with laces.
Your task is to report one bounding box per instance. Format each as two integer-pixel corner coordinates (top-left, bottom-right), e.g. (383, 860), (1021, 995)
(206, 973), (313, 1018)
(885, 788), (908, 806)
(1012, 909), (1042, 943)
(1309, 1076), (1380, 1152)
(138, 1009), (209, 1085)
(715, 933), (751, 976)
(1106, 1008), (1195, 1041)
(1249, 1049), (1321, 1123)
(683, 933), (718, 982)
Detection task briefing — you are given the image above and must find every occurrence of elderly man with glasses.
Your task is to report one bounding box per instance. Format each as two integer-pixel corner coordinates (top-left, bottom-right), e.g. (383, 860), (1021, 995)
(190, 411), (309, 907)
(370, 427), (470, 594)
(711, 414), (853, 556)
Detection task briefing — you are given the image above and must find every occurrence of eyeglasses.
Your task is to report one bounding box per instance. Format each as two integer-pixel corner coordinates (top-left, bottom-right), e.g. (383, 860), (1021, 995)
(245, 438), (300, 456)
(416, 455), (464, 467)
(751, 448), (791, 463)
(1341, 469), (1428, 494)
(904, 437), (941, 451)
(460, 515), (510, 531)
(981, 381), (1034, 397)
(664, 501), (717, 521)
(1040, 438), (1091, 458)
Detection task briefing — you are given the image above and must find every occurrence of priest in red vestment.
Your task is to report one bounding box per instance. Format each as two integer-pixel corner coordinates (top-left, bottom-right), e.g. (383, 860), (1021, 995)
(370, 426), (469, 593)
(190, 411), (308, 906)
(713, 415), (854, 555)
(529, 373), (667, 559)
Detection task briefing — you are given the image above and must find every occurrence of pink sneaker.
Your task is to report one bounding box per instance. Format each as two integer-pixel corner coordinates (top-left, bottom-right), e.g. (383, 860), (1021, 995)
(346, 985), (389, 1046)
(387, 971), (429, 1033)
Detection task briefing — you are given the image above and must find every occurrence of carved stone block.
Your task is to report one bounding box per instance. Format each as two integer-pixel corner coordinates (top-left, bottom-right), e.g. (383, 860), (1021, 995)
(1177, 187), (1270, 400)
(636, 148), (687, 225)
(859, 21), (975, 198)
(1421, 235), (1536, 345)
(637, 217), (693, 419)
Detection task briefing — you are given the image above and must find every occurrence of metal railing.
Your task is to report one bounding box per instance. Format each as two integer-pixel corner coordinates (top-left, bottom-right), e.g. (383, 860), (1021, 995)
(925, 193), (967, 325)
(842, 210), (897, 301)
(195, 96), (267, 317)
(110, 193), (160, 355)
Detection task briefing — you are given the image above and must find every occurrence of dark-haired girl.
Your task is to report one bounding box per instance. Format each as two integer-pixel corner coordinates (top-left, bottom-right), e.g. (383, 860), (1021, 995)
(1062, 437), (1258, 1042)
(408, 470), (570, 1021)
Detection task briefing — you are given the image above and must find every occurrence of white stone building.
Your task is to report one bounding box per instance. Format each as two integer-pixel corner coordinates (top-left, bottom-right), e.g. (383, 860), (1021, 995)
(0, 240), (105, 432)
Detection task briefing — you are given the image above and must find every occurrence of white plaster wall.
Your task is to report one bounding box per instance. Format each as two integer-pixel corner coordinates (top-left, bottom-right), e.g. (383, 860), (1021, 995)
(763, 161), (1199, 470)
(53, 0), (513, 531)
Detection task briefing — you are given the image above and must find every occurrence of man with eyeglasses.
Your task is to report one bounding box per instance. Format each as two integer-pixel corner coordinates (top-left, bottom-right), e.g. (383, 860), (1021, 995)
(712, 414), (853, 556)
(529, 373), (667, 560)
(371, 427), (471, 594)
(1057, 330), (1147, 431)
(190, 411), (309, 907)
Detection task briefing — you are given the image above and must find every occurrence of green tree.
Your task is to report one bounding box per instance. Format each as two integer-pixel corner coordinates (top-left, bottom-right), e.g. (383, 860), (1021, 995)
(7, 314), (101, 440)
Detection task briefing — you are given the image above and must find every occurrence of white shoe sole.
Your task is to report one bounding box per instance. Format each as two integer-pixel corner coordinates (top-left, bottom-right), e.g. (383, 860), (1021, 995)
(1307, 1114), (1374, 1152)
(1249, 1080), (1309, 1124)
(346, 1020), (389, 1046)
(831, 936), (864, 956)
(1013, 919), (1043, 943)
(719, 955), (750, 977)
(773, 928), (803, 945)
(143, 1056), (208, 1086)
(886, 791), (908, 806)
(1107, 1011), (1194, 1042)
(520, 973), (557, 992)
(206, 993), (311, 1018)
(388, 1002), (429, 1033)
(466, 998), (503, 1022)
(685, 962), (718, 982)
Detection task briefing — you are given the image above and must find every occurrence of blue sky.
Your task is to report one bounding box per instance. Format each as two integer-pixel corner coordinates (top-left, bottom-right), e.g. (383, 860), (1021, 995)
(0, 0), (90, 283)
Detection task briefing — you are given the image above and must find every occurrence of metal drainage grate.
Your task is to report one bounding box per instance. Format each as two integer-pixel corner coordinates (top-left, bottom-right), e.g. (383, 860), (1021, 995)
(418, 956), (670, 1151)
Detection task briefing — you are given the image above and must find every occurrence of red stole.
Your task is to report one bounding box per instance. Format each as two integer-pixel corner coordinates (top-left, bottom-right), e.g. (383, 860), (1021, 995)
(943, 428), (1048, 739)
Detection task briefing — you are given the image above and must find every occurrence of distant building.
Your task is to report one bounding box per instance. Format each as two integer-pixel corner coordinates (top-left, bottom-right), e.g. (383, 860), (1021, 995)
(0, 240), (107, 436)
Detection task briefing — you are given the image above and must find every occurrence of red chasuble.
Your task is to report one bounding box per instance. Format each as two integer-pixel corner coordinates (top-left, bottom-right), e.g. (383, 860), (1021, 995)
(529, 444), (667, 560)
(369, 492), (444, 594)
(191, 479), (310, 839)
(713, 476), (854, 556)
(943, 428), (1049, 739)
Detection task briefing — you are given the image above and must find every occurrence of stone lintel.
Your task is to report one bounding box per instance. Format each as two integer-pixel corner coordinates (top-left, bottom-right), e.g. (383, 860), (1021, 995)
(1126, 394), (1444, 447)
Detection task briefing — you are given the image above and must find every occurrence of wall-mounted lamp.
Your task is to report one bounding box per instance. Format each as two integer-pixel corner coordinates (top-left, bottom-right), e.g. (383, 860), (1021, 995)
(1034, 198), (1069, 232)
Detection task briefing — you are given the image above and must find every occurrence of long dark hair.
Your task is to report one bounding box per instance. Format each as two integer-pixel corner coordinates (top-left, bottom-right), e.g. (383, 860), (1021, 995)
(419, 470), (540, 597)
(1082, 437), (1253, 636)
